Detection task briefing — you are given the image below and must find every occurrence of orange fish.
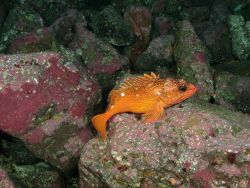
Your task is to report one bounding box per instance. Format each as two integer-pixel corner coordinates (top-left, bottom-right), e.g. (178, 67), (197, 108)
(91, 72), (197, 140)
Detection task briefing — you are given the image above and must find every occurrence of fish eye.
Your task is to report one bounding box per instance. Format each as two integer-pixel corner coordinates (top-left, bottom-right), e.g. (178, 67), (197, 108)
(178, 85), (187, 92)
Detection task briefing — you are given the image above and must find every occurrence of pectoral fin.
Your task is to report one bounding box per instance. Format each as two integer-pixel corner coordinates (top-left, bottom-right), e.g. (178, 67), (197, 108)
(142, 101), (165, 123)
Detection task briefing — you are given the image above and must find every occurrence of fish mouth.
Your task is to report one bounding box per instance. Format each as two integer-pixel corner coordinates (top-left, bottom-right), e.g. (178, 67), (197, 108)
(184, 84), (197, 98)
(170, 84), (197, 105)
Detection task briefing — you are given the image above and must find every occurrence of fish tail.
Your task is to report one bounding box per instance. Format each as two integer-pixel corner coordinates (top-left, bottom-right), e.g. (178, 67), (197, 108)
(91, 112), (111, 140)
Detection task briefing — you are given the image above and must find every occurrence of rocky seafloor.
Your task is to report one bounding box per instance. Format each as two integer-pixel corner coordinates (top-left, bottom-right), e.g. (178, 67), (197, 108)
(0, 0), (250, 187)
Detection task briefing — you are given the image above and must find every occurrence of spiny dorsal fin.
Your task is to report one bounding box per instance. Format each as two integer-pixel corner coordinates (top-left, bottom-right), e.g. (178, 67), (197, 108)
(107, 72), (159, 108)
(119, 72), (159, 89)
(107, 72), (159, 109)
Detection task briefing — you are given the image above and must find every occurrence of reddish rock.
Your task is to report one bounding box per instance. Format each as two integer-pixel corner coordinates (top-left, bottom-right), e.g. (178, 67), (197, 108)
(79, 99), (250, 187)
(192, 169), (215, 188)
(0, 168), (15, 188)
(124, 40), (147, 64)
(0, 6), (44, 52)
(8, 27), (54, 53)
(153, 16), (175, 36)
(124, 6), (152, 43)
(68, 23), (123, 76)
(0, 52), (101, 171)
(124, 6), (152, 63)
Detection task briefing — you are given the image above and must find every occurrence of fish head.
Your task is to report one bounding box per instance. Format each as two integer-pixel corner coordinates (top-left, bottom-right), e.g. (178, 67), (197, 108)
(159, 78), (197, 105)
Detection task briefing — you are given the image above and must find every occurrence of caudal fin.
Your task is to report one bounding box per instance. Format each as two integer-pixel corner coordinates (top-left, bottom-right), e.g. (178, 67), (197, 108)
(91, 113), (109, 140)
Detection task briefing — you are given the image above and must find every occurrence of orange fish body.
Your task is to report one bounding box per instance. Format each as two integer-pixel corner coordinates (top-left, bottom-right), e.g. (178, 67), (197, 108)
(91, 72), (197, 140)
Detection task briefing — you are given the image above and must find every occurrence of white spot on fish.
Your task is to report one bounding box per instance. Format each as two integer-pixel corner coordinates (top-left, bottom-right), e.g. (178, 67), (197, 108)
(136, 94), (139, 97)
(33, 78), (38, 84)
(157, 91), (161, 95)
(120, 92), (125, 97)
(111, 105), (114, 109)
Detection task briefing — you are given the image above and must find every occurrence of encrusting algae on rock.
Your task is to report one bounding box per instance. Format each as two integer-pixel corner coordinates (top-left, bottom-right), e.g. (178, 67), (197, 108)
(91, 72), (197, 140)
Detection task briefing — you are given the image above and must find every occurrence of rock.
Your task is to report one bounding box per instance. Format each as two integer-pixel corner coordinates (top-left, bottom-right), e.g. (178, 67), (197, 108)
(193, 21), (212, 37)
(90, 5), (134, 46)
(197, 0), (233, 64)
(112, 0), (154, 12)
(0, 52), (101, 171)
(50, 9), (87, 46)
(0, 168), (15, 188)
(213, 60), (250, 77)
(0, 155), (63, 188)
(153, 16), (175, 36)
(29, 0), (80, 25)
(68, 23), (123, 75)
(209, 0), (230, 24)
(124, 6), (152, 44)
(230, 1), (250, 20)
(242, 3), (250, 20)
(134, 35), (175, 72)
(0, 6), (44, 52)
(214, 71), (250, 113)
(186, 6), (210, 23)
(68, 22), (125, 90)
(3, 9), (87, 54)
(1, 136), (41, 165)
(8, 28), (54, 53)
(152, 0), (184, 17)
(174, 20), (214, 100)
(79, 100), (250, 188)
(202, 23), (233, 64)
(228, 15), (250, 60)
(184, 0), (213, 7)
(124, 6), (152, 63)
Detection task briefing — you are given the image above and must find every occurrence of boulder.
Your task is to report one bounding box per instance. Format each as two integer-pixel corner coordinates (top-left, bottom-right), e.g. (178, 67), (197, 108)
(0, 52), (101, 171)
(79, 100), (250, 188)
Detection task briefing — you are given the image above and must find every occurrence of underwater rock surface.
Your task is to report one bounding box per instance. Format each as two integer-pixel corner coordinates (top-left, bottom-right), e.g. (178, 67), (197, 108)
(0, 52), (101, 171)
(0, 6), (44, 52)
(68, 22), (124, 76)
(91, 5), (134, 46)
(8, 27), (54, 54)
(0, 155), (64, 188)
(228, 15), (250, 60)
(214, 71), (250, 113)
(0, 168), (15, 188)
(124, 6), (152, 63)
(174, 20), (214, 101)
(79, 100), (250, 188)
(134, 35), (175, 72)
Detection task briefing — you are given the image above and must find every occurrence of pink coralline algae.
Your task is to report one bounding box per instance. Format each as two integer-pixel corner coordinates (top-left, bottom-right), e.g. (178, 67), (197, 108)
(193, 51), (207, 64)
(8, 27), (54, 53)
(0, 52), (101, 170)
(68, 23), (123, 76)
(79, 100), (250, 188)
(192, 169), (215, 186)
(0, 168), (15, 188)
